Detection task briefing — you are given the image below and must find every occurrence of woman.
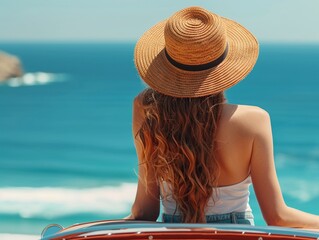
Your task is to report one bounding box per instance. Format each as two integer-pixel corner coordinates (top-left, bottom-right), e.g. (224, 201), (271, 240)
(127, 6), (319, 228)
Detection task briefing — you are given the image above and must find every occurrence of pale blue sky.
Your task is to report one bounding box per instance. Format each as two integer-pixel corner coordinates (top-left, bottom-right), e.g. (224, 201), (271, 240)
(1, 0), (319, 43)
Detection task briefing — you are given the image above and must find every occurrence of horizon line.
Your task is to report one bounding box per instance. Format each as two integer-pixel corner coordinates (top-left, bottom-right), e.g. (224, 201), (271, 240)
(1, 40), (319, 45)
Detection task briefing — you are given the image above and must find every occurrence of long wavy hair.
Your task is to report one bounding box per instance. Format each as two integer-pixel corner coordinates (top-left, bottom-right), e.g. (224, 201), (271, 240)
(136, 88), (225, 223)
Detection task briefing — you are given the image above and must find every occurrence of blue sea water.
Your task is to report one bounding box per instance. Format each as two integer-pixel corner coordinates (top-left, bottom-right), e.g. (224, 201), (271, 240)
(0, 42), (319, 236)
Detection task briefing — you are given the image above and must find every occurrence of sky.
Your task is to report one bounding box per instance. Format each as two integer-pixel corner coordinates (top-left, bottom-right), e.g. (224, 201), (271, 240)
(1, 0), (319, 43)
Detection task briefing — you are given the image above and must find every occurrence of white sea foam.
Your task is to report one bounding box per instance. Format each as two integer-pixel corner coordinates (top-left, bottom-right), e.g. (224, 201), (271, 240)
(1, 177), (318, 221)
(0, 233), (38, 240)
(0, 183), (136, 219)
(280, 178), (319, 202)
(274, 153), (291, 169)
(274, 153), (319, 202)
(3, 72), (66, 87)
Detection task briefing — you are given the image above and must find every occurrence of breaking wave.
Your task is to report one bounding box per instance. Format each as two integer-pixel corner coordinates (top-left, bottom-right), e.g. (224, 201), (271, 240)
(280, 178), (319, 202)
(1, 72), (67, 87)
(0, 183), (136, 219)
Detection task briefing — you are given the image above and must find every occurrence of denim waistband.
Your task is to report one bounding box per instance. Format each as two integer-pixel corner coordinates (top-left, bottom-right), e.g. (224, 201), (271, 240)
(162, 211), (254, 225)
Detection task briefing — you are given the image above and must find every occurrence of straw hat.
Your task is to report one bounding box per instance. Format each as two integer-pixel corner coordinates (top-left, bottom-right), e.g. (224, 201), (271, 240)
(134, 6), (259, 98)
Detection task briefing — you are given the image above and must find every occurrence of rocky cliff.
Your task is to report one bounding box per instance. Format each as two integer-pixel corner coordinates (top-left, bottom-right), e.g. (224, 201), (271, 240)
(0, 51), (23, 81)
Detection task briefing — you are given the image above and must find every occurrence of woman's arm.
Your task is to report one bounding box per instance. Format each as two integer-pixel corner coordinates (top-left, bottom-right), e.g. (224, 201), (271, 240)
(250, 108), (319, 228)
(126, 95), (160, 221)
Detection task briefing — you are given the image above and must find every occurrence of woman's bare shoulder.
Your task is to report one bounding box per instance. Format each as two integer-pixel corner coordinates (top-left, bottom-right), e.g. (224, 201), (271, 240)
(221, 104), (271, 133)
(223, 104), (269, 119)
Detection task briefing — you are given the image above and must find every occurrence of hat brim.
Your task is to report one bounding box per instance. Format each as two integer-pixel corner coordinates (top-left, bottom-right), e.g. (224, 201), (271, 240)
(134, 17), (259, 98)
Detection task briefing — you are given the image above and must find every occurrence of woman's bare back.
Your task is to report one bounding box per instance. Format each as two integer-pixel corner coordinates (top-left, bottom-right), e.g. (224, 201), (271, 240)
(215, 104), (265, 186)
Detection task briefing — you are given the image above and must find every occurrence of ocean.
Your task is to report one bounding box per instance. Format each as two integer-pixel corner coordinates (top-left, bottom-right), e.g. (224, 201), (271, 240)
(0, 42), (319, 238)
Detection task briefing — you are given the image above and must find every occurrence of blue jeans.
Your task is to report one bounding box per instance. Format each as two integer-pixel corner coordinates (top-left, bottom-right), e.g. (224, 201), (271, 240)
(162, 211), (254, 225)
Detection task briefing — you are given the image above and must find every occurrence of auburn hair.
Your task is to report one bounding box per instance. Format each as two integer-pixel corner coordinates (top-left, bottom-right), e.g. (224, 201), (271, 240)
(136, 88), (225, 223)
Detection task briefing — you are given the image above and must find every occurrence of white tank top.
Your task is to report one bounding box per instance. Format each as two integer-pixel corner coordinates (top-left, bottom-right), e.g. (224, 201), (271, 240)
(161, 176), (252, 215)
